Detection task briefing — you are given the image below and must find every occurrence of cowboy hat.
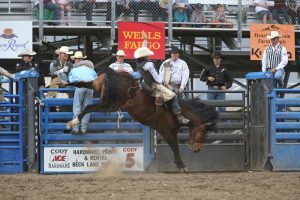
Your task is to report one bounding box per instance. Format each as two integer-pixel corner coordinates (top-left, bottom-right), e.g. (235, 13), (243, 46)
(71, 51), (87, 60)
(170, 46), (182, 53)
(267, 31), (281, 39)
(55, 46), (73, 55)
(113, 50), (126, 57)
(177, 3), (186, 9)
(159, 0), (169, 9)
(134, 47), (154, 59)
(18, 48), (36, 57)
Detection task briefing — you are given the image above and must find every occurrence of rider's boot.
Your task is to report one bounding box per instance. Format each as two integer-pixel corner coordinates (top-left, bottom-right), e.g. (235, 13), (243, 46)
(176, 112), (190, 124)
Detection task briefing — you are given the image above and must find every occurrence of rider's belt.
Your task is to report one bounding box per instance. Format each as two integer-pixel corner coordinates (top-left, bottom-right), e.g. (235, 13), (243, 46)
(171, 83), (180, 89)
(208, 86), (221, 90)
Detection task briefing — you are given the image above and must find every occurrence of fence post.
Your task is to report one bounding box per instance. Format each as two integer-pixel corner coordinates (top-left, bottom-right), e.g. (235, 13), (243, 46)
(245, 72), (273, 170)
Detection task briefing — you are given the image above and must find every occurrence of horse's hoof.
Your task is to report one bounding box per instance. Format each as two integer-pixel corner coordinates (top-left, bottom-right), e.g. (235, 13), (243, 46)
(192, 143), (203, 153)
(188, 144), (194, 151)
(177, 167), (188, 173)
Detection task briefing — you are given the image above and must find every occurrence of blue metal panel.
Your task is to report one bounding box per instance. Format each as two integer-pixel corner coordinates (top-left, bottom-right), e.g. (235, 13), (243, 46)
(245, 72), (273, 80)
(0, 79), (24, 174)
(39, 88), (152, 174)
(268, 90), (300, 171)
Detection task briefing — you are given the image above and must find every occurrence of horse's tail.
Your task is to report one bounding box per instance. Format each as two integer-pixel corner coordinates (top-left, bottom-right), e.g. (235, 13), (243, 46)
(185, 98), (218, 131)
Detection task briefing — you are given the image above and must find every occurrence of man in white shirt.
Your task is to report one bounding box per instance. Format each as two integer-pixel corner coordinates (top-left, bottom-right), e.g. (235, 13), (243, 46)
(262, 31), (288, 88)
(159, 46), (190, 97)
(109, 50), (133, 73)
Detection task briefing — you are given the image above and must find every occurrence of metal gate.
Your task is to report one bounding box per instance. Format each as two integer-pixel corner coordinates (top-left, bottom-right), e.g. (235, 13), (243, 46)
(268, 89), (300, 171)
(156, 90), (247, 171)
(0, 78), (24, 174)
(39, 88), (152, 174)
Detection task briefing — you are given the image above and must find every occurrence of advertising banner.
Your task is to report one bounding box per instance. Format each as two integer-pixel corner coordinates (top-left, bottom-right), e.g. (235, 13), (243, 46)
(0, 21), (32, 59)
(250, 24), (295, 61)
(118, 22), (165, 59)
(43, 146), (144, 173)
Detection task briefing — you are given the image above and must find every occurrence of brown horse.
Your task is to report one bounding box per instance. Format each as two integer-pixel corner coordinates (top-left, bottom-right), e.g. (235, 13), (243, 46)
(65, 68), (218, 170)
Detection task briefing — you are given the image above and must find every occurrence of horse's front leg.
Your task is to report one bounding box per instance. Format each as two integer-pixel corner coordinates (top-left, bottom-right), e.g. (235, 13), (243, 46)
(161, 131), (186, 172)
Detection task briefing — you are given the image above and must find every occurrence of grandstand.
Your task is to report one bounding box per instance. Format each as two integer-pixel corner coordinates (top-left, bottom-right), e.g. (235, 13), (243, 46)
(0, 0), (299, 88)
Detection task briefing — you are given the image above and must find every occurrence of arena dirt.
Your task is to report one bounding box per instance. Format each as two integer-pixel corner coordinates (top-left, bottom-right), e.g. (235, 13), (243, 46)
(0, 171), (300, 200)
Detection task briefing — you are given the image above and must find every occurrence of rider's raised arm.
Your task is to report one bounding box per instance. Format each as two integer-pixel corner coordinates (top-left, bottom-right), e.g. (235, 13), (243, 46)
(142, 30), (148, 48)
(143, 62), (162, 84)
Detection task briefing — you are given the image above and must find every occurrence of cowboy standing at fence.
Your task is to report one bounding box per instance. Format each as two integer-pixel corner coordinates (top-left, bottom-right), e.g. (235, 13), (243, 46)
(134, 32), (190, 124)
(16, 48), (45, 88)
(50, 46), (73, 82)
(262, 31), (288, 88)
(200, 52), (232, 112)
(69, 51), (97, 134)
(109, 50), (134, 73)
(159, 46), (190, 105)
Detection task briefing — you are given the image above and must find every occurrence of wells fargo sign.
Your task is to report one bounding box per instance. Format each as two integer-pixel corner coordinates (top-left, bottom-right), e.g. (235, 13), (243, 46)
(118, 22), (165, 59)
(250, 24), (295, 61)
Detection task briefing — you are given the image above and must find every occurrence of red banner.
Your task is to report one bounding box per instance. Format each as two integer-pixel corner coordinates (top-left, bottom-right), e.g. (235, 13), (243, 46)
(118, 22), (165, 59)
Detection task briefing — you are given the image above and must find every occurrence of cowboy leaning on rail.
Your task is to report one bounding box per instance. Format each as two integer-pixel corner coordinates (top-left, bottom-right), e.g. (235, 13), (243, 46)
(134, 33), (190, 124)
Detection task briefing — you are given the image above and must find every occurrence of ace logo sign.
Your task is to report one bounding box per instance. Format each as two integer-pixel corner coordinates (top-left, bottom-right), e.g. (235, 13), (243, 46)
(250, 24), (295, 61)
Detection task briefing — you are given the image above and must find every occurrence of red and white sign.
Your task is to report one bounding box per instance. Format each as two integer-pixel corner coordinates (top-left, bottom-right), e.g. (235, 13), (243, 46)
(43, 146), (144, 173)
(118, 22), (165, 59)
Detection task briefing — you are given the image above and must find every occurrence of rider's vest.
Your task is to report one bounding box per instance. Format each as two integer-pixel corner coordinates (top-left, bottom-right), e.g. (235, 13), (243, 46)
(136, 60), (155, 86)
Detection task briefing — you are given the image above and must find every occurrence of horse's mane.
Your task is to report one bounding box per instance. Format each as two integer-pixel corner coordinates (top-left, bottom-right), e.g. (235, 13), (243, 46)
(99, 67), (136, 110)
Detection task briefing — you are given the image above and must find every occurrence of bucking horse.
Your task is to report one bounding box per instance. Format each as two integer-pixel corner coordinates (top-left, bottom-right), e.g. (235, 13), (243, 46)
(63, 68), (218, 171)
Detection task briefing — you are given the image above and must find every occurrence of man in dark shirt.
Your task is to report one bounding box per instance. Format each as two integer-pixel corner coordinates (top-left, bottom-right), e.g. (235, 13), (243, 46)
(16, 48), (45, 88)
(269, 0), (290, 24)
(200, 52), (232, 112)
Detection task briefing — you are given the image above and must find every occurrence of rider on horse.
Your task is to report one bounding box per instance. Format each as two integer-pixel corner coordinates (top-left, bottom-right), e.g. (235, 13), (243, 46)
(134, 34), (190, 124)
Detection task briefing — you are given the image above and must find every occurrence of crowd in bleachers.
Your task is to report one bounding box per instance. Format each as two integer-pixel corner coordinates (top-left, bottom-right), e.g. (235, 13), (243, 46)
(2, 0), (299, 27)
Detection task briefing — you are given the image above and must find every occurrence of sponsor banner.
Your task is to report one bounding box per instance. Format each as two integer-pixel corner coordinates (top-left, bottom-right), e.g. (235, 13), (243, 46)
(44, 146), (144, 172)
(118, 22), (165, 59)
(250, 24), (295, 61)
(0, 21), (32, 59)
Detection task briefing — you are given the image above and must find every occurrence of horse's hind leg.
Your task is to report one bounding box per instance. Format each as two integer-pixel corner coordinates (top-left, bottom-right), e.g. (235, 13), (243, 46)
(161, 131), (186, 171)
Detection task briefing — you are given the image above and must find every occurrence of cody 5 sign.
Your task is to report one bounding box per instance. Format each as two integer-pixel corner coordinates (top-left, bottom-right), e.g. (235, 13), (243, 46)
(118, 22), (165, 59)
(250, 24), (295, 61)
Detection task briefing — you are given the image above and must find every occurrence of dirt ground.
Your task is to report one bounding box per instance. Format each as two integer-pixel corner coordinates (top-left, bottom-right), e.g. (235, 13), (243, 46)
(0, 171), (300, 200)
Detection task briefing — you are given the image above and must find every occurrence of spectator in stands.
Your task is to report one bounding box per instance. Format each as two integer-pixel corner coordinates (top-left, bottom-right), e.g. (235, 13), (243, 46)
(50, 46), (73, 83)
(35, 0), (60, 25)
(159, 46), (190, 104)
(109, 50), (133, 73)
(190, 3), (208, 27)
(106, 0), (131, 23)
(84, 0), (97, 26)
(173, 3), (189, 27)
(56, 0), (71, 25)
(16, 48), (45, 88)
(211, 4), (233, 28)
(69, 51), (97, 134)
(200, 52), (232, 112)
(130, 0), (163, 22)
(254, 0), (272, 24)
(269, 0), (290, 24)
(287, 0), (300, 25)
(262, 31), (288, 88)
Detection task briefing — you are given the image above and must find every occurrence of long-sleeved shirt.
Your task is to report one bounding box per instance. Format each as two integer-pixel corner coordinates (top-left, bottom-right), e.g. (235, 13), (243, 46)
(16, 60), (45, 87)
(69, 65), (97, 83)
(174, 10), (189, 22)
(262, 43), (288, 72)
(200, 64), (233, 89)
(142, 61), (162, 84)
(109, 62), (133, 73)
(159, 58), (189, 89)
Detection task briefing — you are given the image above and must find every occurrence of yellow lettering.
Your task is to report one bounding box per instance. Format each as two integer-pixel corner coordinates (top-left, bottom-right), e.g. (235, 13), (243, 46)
(123, 32), (134, 39)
